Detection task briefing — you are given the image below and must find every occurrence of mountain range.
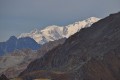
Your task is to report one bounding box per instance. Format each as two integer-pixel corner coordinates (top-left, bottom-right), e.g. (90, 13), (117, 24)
(0, 36), (40, 55)
(1, 12), (120, 80)
(18, 17), (100, 44)
(0, 38), (66, 78)
(0, 17), (99, 55)
(19, 12), (120, 80)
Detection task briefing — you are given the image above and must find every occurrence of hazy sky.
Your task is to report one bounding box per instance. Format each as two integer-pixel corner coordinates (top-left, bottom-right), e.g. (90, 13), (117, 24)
(0, 0), (120, 42)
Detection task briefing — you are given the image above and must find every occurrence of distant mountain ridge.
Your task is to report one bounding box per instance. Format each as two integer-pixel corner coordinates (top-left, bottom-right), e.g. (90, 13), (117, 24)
(0, 38), (66, 78)
(19, 12), (120, 80)
(18, 17), (100, 44)
(0, 36), (40, 55)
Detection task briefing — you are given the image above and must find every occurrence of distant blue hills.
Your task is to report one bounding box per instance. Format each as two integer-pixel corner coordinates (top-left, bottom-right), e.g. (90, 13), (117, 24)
(0, 36), (40, 56)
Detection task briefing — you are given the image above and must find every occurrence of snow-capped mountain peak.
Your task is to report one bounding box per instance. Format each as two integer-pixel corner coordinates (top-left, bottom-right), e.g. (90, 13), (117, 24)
(18, 17), (100, 44)
(30, 28), (39, 34)
(85, 17), (100, 22)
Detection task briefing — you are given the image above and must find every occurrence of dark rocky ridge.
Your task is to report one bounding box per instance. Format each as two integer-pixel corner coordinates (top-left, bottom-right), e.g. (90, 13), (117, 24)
(0, 74), (9, 80)
(19, 12), (120, 80)
(36, 38), (66, 58)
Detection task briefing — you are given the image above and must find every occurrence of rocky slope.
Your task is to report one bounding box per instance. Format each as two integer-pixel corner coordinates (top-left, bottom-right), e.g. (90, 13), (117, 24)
(0, 36), (40, 55)
(0, 74), (9, 80)
(19, 12), (120, 80)
(0, 49), (37, 78)
(18, 17), (100, 44)
(0, 38), (66, 78)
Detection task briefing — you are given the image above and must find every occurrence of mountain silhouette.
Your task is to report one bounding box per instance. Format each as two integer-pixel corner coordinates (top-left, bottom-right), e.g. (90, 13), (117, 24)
(0, 36), (40, 55)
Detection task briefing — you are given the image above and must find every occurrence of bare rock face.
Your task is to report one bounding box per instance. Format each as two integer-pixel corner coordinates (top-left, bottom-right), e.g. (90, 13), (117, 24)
(0, 74), (9, 80)
(19, 12), (120, 80)
(36, 38), (66, 58)
(75, 50), (120, 80)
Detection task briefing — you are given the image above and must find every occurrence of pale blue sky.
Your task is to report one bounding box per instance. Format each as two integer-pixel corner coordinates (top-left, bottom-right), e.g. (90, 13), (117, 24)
(0, 0), (120, 42)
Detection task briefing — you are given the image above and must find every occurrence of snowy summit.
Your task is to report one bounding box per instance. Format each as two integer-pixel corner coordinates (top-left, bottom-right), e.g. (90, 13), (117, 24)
(18, 17), (100, 44)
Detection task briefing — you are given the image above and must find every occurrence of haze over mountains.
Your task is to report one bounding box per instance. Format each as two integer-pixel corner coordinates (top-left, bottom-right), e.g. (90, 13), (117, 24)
(18, 17), (100, 44)
(0, 36), (40, 55)
(0, 38), (66, 78)
(0, 0), (120, 80)
(0, 17), (99, 55)
(0, 11), (120, 80)
(0, 17), (99, 78)
(19, 12), (120, 80)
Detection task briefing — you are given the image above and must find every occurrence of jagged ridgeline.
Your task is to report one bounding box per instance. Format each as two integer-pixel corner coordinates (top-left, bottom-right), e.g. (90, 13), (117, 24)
(0, 38), (66, 79)
(0, 36), (41, 55)
(19, 12), (120, 80)
(18, 17), (100, 44)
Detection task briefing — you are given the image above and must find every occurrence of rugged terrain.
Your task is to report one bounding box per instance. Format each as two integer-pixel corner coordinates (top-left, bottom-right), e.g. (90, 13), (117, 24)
(0, 38), (66, 78)
(18, 17), (100, 44)
(0, 74), (9, 80)
(19, 12), (120, 80)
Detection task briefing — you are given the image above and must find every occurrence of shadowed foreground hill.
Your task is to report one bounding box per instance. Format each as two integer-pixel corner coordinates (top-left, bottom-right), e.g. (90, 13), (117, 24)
(19, 12), (120, 80)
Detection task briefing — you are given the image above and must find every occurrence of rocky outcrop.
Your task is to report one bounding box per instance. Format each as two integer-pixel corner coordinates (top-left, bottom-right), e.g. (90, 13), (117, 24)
(19, 12), (120, 80)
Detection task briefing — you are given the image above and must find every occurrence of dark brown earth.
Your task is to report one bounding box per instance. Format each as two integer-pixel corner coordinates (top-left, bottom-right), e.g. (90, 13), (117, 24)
(0, 74), (9, 80)
(19, 12), (120, 80)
